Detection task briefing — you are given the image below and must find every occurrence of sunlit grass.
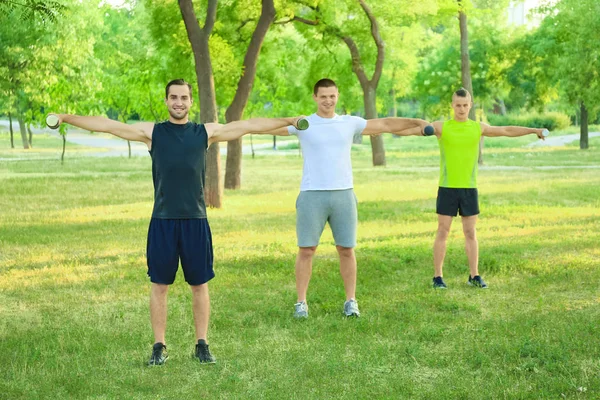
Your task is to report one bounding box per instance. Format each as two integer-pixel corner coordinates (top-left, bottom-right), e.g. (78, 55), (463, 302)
(0, 128), (599, 399)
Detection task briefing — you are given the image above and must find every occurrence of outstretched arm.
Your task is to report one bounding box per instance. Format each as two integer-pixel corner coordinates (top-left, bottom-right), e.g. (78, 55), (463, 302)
(206, 117), (302, 145)
(481, 123), (546, 139)
(50, 114), (154, 147)
(257, 126), (292, 137)
(362, 117), (429, 136)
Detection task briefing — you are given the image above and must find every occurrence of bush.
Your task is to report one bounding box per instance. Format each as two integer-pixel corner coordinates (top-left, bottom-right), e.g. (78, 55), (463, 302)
(487, 112), (571, 131)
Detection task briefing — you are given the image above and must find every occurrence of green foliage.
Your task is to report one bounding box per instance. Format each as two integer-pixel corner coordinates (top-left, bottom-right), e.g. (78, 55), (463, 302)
(412, 18), (521, 119)
(507, 0), (600, 118)
(0, 0), (65, 22)
(487, 111), (571, 131)
(96, 3), (167, 123)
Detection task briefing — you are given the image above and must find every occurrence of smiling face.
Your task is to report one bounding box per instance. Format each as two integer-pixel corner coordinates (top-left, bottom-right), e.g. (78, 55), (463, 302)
(313, 86), (339, 118)
(165, 84), (192, 123)
(451, 92), (473, 122)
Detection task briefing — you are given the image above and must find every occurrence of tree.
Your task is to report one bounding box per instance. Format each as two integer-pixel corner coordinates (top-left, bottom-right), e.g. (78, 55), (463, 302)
(96, 3), (165, 157)
(283, 0), (441, 166)
(179, 0), (223, 207)
(0, 0), (105, 153)
(147, 0), (278, 204)
(223, 0), (275, 190)
(534, 0), (600, 149)
(289, 0), (387, 165)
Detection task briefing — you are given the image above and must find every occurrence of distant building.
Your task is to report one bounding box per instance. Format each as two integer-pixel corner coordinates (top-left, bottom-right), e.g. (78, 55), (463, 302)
(507, 0), (544, 27)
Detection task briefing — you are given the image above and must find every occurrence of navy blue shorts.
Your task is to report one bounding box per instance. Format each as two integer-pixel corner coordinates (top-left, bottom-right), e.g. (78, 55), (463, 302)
(436, 187), (480, 217)
(146, 218), (215, 285)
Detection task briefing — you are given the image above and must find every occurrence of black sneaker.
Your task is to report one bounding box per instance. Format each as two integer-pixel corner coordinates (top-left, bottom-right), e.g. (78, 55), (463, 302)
(432, 276), (447, 289)
(148, 342), (168, 366)
(194, 339), (216, 364)
(468, 275), (488, 288)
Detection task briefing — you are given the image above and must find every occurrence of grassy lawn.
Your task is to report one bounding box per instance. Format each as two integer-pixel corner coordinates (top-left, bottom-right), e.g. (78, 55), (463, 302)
(1, 130), (599, 399)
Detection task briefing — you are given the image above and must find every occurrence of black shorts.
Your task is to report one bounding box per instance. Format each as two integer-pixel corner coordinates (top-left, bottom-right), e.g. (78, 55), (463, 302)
(436, 187), (479, 217)
(146, 218), (215, 285)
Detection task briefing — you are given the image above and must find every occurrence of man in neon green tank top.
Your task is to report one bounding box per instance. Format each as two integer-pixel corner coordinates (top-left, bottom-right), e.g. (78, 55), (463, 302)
(427, 89), (547, 289)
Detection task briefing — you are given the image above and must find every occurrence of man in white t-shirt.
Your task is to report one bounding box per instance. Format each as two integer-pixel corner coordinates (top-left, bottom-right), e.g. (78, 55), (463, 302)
(268, 78), (430, 318)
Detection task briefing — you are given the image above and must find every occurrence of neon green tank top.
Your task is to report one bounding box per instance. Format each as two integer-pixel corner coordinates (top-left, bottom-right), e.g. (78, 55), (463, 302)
(438, 119), (482, 188)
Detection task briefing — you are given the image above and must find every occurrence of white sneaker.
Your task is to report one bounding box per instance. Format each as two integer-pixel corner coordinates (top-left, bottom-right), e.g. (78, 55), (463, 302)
(293, 301), (308, 318)
(343, 299), (360, 317)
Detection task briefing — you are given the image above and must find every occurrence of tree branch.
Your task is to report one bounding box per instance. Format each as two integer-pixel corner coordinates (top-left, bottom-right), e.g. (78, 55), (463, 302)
(340, 34), (369, 88)
(358, 0), (384, 87)
(292, 15), (318, 25)
(225, 0), (275, 122)
(204, 0), (218, 35)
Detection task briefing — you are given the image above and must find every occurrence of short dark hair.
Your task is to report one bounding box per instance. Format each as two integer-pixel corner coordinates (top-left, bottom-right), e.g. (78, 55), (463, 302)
(313, 78), (338, 95)
(454, 88), (471, 98)
(165, 79), (193, 99)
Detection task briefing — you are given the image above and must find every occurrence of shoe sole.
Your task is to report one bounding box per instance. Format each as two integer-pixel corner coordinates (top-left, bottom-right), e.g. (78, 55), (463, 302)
(344, 313), (360, 317)
(467, 282), (488, 289)
(148, 355), (168, 366)
(192, 355), (217, 364)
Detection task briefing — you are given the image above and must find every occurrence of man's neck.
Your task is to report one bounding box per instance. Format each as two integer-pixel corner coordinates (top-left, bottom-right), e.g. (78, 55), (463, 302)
(316, 111), (335, 119)
(169, 117), (189, 125)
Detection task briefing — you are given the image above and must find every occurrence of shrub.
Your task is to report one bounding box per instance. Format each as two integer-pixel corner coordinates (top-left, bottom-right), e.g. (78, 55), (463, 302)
(487, 112), (571, 131)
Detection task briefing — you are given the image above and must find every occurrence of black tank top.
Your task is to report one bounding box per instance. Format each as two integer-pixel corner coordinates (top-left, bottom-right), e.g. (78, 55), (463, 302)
(150, 121), (208, 219)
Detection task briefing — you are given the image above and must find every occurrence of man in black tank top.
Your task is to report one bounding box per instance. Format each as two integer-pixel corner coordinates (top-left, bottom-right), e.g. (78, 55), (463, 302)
(49, 79), (305, 366)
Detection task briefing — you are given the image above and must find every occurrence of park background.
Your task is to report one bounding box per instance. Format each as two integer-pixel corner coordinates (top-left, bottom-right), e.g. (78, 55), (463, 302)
(1, 0), (599, 398)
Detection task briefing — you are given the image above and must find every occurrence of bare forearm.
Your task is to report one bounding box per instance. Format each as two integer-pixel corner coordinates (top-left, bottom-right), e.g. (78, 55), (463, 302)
(255, 126), (289, 136)
(502, 126), (542, 137)
(57, 114), (152, 143)
(393, 126), (423, 136)
(60, 114), (119, 133)
(239, 117), (296, 134)
(386, 117), (428, 133)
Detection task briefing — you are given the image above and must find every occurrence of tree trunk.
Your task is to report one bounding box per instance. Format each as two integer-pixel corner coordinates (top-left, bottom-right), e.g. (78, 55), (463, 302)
(341, 0), (385, 165)
(224, 0), (275, 190)
(389, 87), (400, 139)
(8, 112), (14, 148)
(27, 123), (32, 147)
(458, 4), (483, 165)
(128, 141), (132, 158)
(580, 101), (588, 150)
(364, 85), (385, 166)
(499, 99), (507, 116)
(61, 134), (66, 164)
(148, 89), (160, 122)
(389, 87), (397, 118)
(17, 115), (30, 149)
(179, 0), (222, 208)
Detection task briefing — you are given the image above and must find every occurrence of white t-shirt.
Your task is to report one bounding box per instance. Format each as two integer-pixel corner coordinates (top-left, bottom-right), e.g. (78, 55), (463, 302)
(288, 113), (367, 191)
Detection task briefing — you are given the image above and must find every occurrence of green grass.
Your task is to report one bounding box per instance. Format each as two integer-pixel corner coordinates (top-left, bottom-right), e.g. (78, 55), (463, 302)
(1, 131), (599, 399)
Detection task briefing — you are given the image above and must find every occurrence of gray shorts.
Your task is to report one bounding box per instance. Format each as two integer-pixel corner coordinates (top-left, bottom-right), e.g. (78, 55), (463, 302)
(295, 189), (358, 248)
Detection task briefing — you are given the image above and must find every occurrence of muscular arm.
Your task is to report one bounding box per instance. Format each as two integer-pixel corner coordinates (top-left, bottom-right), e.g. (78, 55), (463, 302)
(251, 126), (291, 137)
(481, 123), (545, 139)
(54, 114), (154, 147)
(362, 117), (429, 136)
(206, 117), (300, 145)
(391, 125), (434, 137)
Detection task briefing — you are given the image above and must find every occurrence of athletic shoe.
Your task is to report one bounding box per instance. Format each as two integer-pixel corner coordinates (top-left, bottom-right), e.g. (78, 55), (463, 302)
(194, 339), (216, 364)
(468, 275), (488, 288)
(294, 301), (308, 318)
(148, 342), (168, 366)
(432, 276), (447, 289)
(343, 299), (360, 317)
